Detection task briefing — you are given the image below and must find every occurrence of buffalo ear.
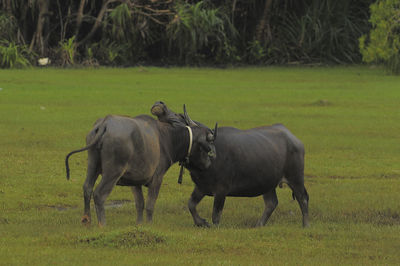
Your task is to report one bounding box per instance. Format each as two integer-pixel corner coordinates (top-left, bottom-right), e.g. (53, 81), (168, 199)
(213, 122), (218, 140)
(183, 104), (198, 127)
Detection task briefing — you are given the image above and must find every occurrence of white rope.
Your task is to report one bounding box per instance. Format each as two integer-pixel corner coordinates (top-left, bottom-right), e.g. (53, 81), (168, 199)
(178, 126), (193, 184)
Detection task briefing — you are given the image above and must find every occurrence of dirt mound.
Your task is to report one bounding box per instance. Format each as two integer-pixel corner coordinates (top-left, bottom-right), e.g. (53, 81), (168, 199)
(79, 227), (165, 248)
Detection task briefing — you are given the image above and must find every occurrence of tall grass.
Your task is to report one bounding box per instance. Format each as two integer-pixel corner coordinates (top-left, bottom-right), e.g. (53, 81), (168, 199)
(266, 0), (372, 63)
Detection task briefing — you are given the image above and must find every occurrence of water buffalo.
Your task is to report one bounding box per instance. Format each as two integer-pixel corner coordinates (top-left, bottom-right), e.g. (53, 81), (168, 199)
(153, 102), (309, 228)
(65, 103), (217, 226)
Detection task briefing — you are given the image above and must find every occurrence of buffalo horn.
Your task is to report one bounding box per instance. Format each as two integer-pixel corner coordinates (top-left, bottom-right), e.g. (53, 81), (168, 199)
(183, 104), (197, 127)
(213, 122), (218, 140)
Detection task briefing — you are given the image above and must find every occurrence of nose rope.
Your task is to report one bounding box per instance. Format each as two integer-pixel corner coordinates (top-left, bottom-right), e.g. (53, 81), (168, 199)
(178, 126), (193, 184)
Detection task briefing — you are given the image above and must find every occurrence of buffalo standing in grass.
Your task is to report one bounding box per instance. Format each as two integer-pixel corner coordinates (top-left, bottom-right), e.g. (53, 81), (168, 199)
(65, 103), (217, 226)
(153, 102), (309, 227)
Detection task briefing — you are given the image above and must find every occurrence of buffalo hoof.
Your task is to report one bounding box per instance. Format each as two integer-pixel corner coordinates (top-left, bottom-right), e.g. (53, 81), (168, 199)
(81, 215), (91, 225)
(303, 222), (310, 228)
(195, 219), (210, 227)
(255, 221), (265, 227)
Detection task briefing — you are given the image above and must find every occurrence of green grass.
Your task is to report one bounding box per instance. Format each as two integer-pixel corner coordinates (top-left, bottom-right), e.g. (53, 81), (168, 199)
(0, 66), (399, 265)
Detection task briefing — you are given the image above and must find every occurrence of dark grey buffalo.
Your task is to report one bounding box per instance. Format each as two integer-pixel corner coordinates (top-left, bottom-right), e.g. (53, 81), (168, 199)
(153, 102), (309, 228)
(65, 103), (217, 226)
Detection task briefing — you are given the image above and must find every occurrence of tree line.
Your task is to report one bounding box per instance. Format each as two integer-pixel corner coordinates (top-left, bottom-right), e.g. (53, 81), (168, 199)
(0, 0), (393, 68)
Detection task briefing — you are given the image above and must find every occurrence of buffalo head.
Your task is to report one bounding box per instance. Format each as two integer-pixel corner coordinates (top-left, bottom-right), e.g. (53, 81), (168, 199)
(188, 122), (217, 170)
(151, 101), (217, 170)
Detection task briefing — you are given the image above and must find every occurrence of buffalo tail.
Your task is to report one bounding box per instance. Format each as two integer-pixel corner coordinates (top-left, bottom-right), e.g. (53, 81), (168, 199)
(65, 125), (106, 180)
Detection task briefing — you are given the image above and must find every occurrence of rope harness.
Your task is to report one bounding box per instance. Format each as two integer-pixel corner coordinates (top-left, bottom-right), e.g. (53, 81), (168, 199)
(178, 126), (193, 184)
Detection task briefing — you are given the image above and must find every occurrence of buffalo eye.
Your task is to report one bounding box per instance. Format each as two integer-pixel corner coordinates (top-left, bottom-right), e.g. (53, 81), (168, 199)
(200, 142), (211, 153)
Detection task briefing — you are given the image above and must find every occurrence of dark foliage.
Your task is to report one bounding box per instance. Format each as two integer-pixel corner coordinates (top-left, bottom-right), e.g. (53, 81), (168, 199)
(0, 0), (374, 67)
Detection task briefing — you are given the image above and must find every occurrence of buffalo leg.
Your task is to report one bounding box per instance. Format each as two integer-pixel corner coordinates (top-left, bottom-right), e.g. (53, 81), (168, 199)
(212, 194), (226, 225)
(93, 170), (122, 227)
(82, 150), (100, 225)
(188, 187), (209, 227)
(256, 189), (278, 227)
(289, 182), (309, 227)
(131, 186), (144, 224)
(145, 176), (163, 223)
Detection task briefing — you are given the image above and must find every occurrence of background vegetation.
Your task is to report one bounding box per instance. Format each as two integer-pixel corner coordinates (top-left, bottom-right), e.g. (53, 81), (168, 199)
(0, 66), (399, 264)
(0, 0), (380, 67)
(359, 0), (400, 74)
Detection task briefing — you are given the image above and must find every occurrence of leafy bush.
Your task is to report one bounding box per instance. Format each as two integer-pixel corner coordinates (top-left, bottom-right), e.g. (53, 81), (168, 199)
(359, 0), (400, 74)
(59, 36), (76, 66)
(0, 12), (18, 42)
(167, 1), (237, 64)
(0, 41), (33, 68)
(246, 40), (266, 64)
(98, 2), (163, 65)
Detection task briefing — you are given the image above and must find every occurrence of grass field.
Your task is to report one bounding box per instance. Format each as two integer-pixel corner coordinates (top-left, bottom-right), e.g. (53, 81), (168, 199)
(0, 66), (399, 265)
